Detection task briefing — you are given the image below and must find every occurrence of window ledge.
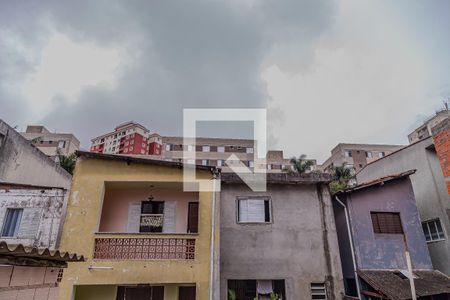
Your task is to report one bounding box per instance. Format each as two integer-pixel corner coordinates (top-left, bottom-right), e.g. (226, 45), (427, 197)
(426, 239), (446, 244)
(94, 232), (199, 236)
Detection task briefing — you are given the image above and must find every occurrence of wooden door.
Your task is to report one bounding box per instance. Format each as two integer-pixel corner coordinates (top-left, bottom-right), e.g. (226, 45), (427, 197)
(187, 202), (199, 233)
(179, 286), (196, 300)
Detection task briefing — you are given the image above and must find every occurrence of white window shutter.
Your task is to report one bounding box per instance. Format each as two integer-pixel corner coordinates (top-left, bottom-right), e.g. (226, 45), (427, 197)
(247, 200), (265, 222)
(127, 202), (141, 233)
(18, 208), (41, 238)
(163, 201), (176, 233)
(238, 199), (248, 222)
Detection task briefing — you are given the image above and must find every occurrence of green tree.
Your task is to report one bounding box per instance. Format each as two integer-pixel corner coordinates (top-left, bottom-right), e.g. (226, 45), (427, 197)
(329, 163), (355, 194)
(283, 154), (314, 174)
(30, 136), (42, 145)
(57, 152), (77, 175)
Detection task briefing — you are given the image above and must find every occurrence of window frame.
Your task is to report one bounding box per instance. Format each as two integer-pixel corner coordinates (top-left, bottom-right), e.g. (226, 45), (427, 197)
(422, 219), (445, 243)
(1, 208), (24, 237)
(370, 211), (403, 234)
(236, 197), (272, 224)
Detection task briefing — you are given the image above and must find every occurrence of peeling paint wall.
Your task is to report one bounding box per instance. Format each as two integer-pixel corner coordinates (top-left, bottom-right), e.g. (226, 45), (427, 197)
(0, 120), (71, 189)
(0, 187), (66, 249)
(220, 183), (344, 300)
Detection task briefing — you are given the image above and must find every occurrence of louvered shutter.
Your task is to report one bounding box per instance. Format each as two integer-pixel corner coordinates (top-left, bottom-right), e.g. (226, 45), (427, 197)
(238, 199), (249, 222)
(18, 208), (41, 238)
(247, 199), (265, 222)
(127, 202), (141, 233)
(162, 201), (176, 233)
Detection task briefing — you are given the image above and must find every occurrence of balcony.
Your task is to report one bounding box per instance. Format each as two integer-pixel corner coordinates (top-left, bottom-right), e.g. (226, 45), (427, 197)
(95, 182), (200, 260)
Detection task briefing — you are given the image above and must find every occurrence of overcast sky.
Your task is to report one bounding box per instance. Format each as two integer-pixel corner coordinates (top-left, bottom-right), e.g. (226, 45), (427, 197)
(1, 0), (449, 162)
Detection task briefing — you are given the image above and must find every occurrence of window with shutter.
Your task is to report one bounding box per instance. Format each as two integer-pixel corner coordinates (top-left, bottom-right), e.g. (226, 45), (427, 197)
(1, 209), (23, 237)
(162, 201), (176, 233)
(187, 202), (199, 233)
(17, 208), (41, 239)
(371, 212), (403, 234)
(237, 197), (271, 223)
(127, 202), (141, 233)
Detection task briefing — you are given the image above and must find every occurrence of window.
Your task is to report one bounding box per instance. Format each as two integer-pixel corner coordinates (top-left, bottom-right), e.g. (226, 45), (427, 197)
(187, 145), (194, 152)
(249, 160), (254, 168)
(311, 283), (327, 300)
(187, 159), (195, 164)
(1, 209), (23, 237)
(140, 201), (164, 233)
(366, 151), (373, 158)
(202, 145), (210, 152)
(201, 159), (209, 166)
(165, 144), (172, 151)
(217, 146), (225, 153)
(371, 212), (403, 234)
(228, 280), (285, 300)
(378, 152), (385, 158)
(422, 219), (445, 242)
(237, 198), (271, 223)
(344, 150), (352, 157)
(217, 160), (225, 167)
(267, 164), (272, 170)
(58, 140), (66, 149)
(246, 147), (254, 154)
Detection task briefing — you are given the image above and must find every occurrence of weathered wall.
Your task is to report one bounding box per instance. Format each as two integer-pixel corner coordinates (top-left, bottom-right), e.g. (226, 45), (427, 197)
(0, 187), (66, 249)
(220, 183), (344, 300)
(345, 178), (433, 270)
(0, 120), (71, 189)
(431, 118), (450, 194)
(0, 265), (61, 300)
(357, 138), (450, 275)
(58, 158), (215, 300)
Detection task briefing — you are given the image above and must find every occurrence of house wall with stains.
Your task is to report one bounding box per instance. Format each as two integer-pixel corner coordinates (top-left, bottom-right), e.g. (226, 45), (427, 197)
(220, 183), (344, 300)
(0, 186), (66, 249)
(343, 178), (433, 270)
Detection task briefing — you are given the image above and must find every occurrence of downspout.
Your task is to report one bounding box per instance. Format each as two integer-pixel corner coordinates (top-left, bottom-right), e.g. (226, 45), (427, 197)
(334, 195), (361, 300)
(209, 168), (219, 300)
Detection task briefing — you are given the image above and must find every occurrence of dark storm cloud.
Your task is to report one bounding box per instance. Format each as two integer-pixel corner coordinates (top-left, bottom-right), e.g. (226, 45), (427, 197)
(0, 0), (336, 147)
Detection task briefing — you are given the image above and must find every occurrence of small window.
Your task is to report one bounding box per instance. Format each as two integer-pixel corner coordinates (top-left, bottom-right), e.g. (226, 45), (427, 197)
(187, 145), (194, 152)
(58, 140), (66, 148)
(217, 160), (224, 167)
(378, 152), (385, 158)
(202, 145), (210, 152)
(1, 208), (23, 237)
(249, 160), (254, 168)
(246, 147), (254, 154)
(344, 150), (352, 157)
(237, 198), (271, 223)
(201, 159), (209, 166)
(366, 151), (373, 158)
(422, 219), (445, 242)
(371, 212), (403, 234)
(267, 164), (272, 170)
(217, 146), (225, 153)
(311, 283), (327, 300)
(165, 144), (172, 151)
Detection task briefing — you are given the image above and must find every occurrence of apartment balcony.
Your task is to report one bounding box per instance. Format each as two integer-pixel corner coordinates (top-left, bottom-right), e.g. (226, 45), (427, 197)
(95, 182), (200, 261)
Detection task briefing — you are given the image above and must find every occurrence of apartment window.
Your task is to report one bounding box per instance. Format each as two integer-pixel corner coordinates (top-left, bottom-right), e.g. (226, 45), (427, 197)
(246, 147), (254, 154)
(422, 219), (445, 242)
(311, 283), (327, 300)
(114, 134), (117, 138)
(101, 138), (105, 142)
(217, 160), (225, 167)
(267, 164), (272, 170)
(237, 197), (271, 223)
(217, 146), (225, 153)
(140, 201), (164, 233)
(112, 147), (115, 151)
(202, 145), (210, 152)
(58, 140), (66, 149)
(371, 212), (403, 234)
(201, 159), (209, 166)
(48, 140), (53, 144)
(249, 160), (254, 168)
(378, 152), (385, 158)
(165, 144), (173, 151)
(366, 151), (373, 158)
(344, 150), (352, 157)
(1, 209), (23, 237)
(187, 145), (194, 152)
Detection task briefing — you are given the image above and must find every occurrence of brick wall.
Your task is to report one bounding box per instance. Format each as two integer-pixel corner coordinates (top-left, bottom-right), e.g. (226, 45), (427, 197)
(431, 117), (450, 194)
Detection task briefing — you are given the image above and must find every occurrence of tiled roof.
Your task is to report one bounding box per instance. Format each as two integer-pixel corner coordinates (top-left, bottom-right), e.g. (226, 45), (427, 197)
(358, 269), (450, 300)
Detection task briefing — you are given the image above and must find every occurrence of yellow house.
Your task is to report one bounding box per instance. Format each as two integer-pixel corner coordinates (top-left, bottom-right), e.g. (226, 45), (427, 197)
(58, 151), (219, 300)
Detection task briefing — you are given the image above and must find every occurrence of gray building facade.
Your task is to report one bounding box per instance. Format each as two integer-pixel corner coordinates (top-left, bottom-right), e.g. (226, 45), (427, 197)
(219, 173), (344, 300)
(357, 137), (450, 275)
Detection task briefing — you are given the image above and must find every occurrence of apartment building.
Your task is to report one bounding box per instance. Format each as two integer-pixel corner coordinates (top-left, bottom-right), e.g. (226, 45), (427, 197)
(408, 109), (449, 144)
(320, 143), (404, 173)
(58, 151), (219, 300)
(90, 121), (302, 172)
(21, 125), (80, 158)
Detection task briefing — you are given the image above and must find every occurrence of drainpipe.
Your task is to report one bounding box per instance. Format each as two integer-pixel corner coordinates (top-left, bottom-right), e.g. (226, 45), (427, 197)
(334, 195), (361, 300)
(209, 169), (219, 300)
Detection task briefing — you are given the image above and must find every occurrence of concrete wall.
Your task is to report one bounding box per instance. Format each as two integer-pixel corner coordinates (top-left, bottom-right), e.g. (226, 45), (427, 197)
(58, 158), (215, 300)
(343, 178), (433, 271)
(357, 138), (450, 274)
(220, 183), (344, 300)
(0, 265), (61, 300)
(0, 187), (66, 249)
(0, 120), (71, 189)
